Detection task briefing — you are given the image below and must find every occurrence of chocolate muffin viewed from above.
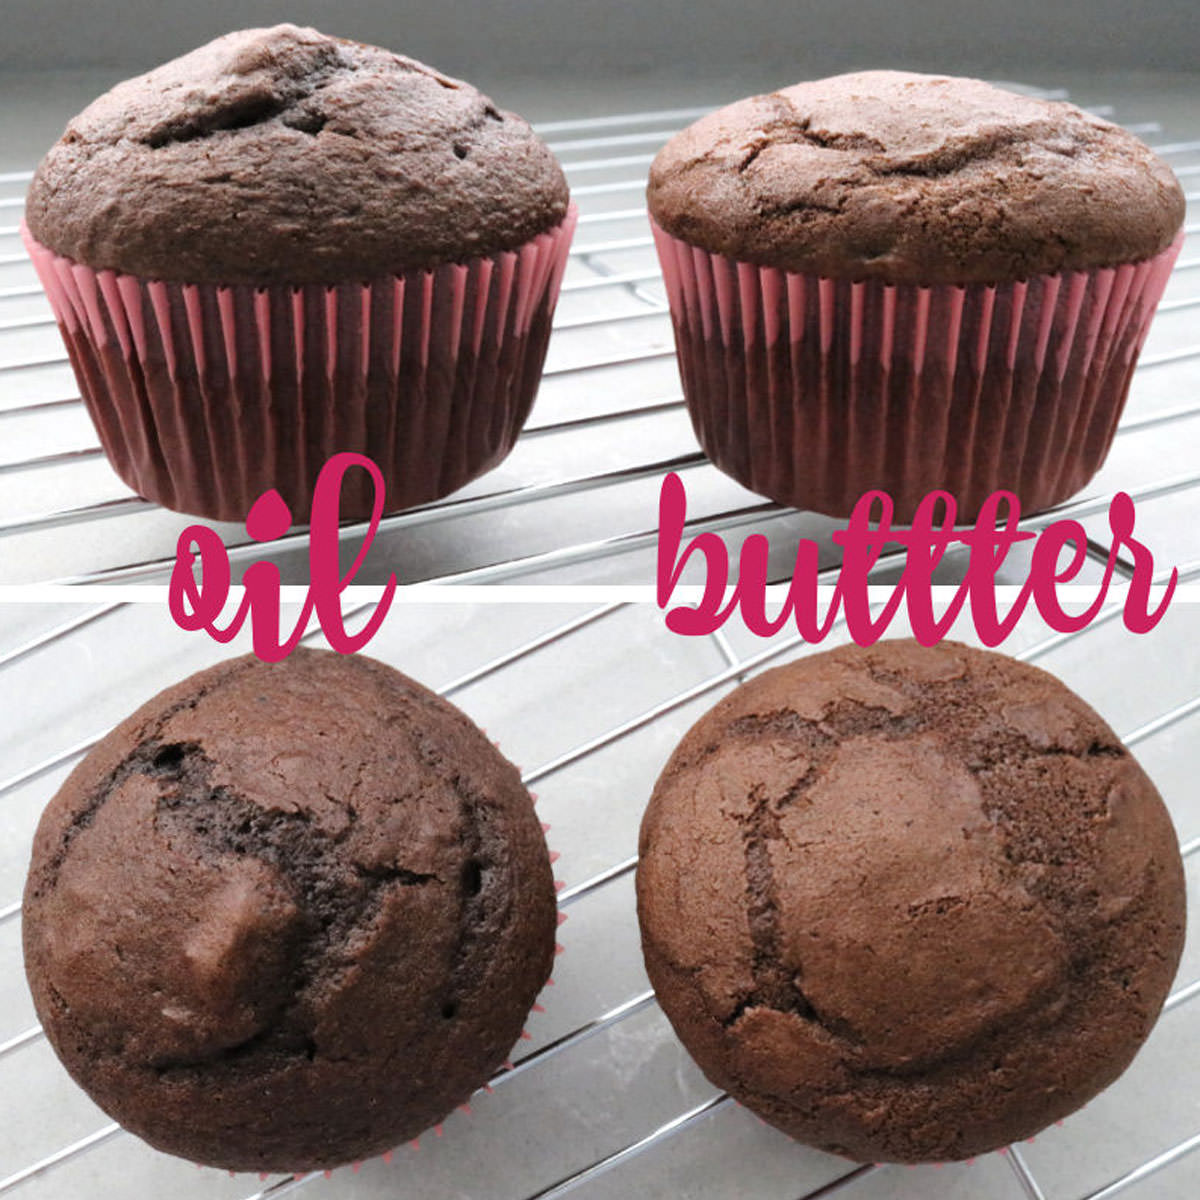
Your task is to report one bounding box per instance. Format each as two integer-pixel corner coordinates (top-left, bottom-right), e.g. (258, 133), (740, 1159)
(636, 639), (1186, 1163)
(22, 649), (557, 1173)
(648, 71), (1185, 522)
(22, 25), (576, 522)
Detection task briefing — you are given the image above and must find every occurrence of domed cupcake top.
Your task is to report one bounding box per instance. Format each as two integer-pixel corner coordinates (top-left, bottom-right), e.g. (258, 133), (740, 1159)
(648, 70), (1184, 284)
(23, 648), (556, 1172)
(637, 639), (1185, 1162)
(26, 24), (570, 284)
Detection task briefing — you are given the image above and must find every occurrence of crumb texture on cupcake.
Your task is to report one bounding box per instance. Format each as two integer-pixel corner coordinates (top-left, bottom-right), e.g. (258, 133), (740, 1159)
(636, 639), (1185, 1162)
(22, 649), (556, 1172)
(26, 24), (569, 283)
(648, 71), (1184, 283)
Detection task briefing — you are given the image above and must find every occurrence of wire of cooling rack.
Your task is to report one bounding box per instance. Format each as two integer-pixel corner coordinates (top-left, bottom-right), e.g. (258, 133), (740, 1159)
(1, 603), (1198, 1200)
(1, 94), (1198, 583)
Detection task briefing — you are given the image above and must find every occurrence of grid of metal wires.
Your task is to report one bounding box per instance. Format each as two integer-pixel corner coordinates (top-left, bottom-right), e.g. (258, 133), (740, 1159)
(0, 87), (1198, 584)
(0, 600), (1197, 1199)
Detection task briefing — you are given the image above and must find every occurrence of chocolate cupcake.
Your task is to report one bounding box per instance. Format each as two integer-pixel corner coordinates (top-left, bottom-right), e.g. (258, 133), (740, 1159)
(23, 25), (575, 521)
(648, 71), (1185, 521)
(636, 639), (1185, 1163)
(22, 649), (557, 1173)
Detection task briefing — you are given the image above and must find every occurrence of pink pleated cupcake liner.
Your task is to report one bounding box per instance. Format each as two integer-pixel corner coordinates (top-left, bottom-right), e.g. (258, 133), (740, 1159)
(22, 205), (577, 522)
(652, 220), (1183, 522)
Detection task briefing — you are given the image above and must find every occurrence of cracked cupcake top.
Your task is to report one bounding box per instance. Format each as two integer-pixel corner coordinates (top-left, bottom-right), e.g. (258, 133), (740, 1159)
(22, 649), (556, 1172)
(636, 639), (1185, 1163)
(25, 24), (570, 283)
(647, 71), (1184, 284)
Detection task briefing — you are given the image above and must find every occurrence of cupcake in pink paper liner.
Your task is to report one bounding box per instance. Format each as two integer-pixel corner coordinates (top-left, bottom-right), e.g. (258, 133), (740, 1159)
(22, 648), (560, 1174)
(647, 71), (1185, 522)
(22, 24), (575, 522)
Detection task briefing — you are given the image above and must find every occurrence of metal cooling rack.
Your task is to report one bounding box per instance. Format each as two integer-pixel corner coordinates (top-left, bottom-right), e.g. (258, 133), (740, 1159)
(0, 87), (1198, 585)
(0, 600), (1198, 1200)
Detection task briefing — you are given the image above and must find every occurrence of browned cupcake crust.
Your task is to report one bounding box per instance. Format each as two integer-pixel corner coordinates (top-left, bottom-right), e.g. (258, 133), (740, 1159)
(647, 71), (1184, 284)
(636, 640), (1185, 1163)
(25, 24), (570, 284)
(22, 649), (556, 1173)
